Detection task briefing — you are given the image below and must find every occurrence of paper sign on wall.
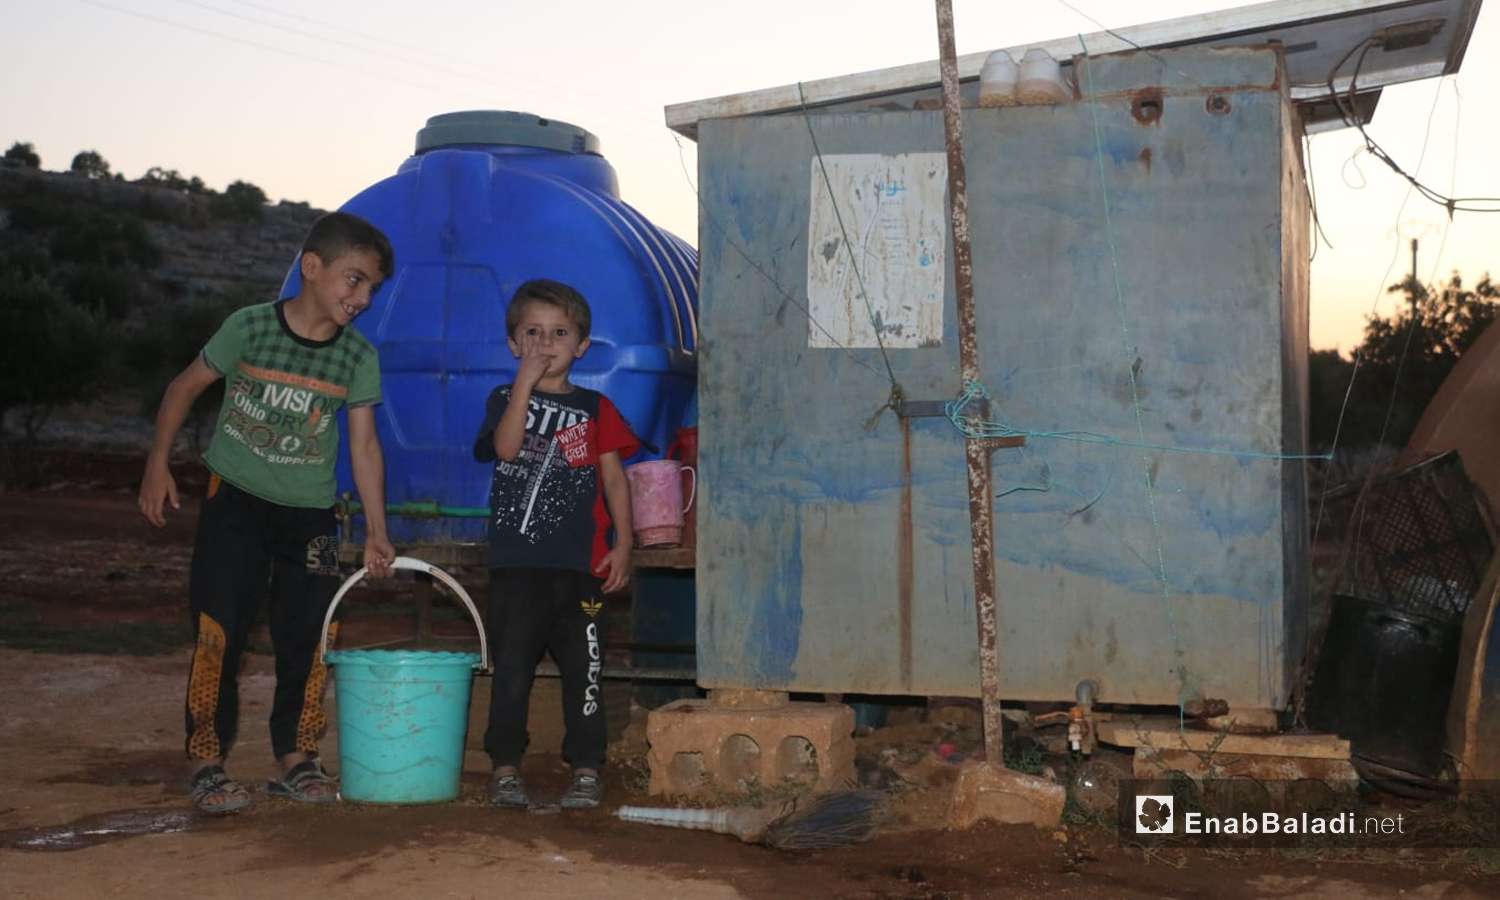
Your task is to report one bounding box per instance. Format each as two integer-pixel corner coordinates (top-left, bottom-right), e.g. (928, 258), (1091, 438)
(806, 153), (947, 349)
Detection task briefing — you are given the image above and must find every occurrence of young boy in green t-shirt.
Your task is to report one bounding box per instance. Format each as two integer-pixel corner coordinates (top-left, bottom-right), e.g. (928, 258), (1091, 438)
(139, 211), (398, 813)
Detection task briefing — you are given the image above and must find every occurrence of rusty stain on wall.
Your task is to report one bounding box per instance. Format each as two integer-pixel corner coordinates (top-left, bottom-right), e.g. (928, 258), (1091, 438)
(1131, 88), (1165, 126)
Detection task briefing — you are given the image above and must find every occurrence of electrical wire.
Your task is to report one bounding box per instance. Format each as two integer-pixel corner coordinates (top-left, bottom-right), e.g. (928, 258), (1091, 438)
(1056, 0), (1498, 217)
(166, 0), (511, 89)
(1301, 51), (1472, 727)
(668, 120), (884, 380)
(217, 0), (506, 77)
(1327, 33), (1500, 214)
(797, 82), (905, 421)
(70, 0), (476, 100)
(1050, 0), (1209, 91)
(188, 0), (677, 138)
(69, 0), (691, 161)
(1302, 132), (1332, 262)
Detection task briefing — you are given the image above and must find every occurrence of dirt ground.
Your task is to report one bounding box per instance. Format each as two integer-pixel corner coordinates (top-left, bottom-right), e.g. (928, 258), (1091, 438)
(1, 449), (1497, 900)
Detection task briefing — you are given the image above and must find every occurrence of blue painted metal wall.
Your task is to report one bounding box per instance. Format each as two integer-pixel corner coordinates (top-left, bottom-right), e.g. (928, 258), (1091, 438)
(693, 47), (1309, 710)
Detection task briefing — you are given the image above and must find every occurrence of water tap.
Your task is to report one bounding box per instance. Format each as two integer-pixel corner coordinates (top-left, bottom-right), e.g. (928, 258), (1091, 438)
(1035, 679), (1101, 755)
(1072, 679), (1100, 754)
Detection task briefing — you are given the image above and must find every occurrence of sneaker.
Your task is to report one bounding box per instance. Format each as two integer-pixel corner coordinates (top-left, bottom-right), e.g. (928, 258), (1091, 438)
(560, 772), (604, 809)
(489, 772), (530, 808)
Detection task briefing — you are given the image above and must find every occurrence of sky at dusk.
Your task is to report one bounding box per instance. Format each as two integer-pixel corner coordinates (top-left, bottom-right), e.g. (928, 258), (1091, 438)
(4, 0), (1497, 351)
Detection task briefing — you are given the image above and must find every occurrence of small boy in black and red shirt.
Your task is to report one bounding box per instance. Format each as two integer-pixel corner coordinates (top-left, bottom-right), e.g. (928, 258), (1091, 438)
(473, 279), (640, 810)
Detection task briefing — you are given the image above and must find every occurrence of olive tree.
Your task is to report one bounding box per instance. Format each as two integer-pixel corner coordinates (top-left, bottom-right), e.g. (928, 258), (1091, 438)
(0, 268), (111, 479)
(69, 149), (112, 179)
(4, 141), (41, 168)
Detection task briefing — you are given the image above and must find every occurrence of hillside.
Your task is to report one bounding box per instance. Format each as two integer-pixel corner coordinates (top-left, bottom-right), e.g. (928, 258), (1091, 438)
(0, 163), (326, 304)
(0, 161), (331, 470)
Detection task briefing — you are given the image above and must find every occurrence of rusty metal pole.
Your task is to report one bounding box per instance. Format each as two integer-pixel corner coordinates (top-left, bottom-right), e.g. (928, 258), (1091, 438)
(934, 0), (1004, 763)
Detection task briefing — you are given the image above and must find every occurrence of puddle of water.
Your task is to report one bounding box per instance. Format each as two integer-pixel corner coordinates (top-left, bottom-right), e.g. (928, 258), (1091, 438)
(0, 809), (194, 852)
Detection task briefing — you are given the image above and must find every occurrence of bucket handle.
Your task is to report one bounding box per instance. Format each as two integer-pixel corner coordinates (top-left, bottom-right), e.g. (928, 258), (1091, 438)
(319, 556), (490, 673)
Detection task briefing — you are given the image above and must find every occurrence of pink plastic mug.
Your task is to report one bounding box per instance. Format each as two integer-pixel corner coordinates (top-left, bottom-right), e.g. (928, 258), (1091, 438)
(625, 460), (698, 548)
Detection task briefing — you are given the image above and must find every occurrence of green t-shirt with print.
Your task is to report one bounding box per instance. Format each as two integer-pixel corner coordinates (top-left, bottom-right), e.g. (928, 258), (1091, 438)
(201, 301), (381, 508)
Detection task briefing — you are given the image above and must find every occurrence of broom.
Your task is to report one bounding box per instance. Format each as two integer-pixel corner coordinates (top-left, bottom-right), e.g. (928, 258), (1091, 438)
(616, 790), (885, 850)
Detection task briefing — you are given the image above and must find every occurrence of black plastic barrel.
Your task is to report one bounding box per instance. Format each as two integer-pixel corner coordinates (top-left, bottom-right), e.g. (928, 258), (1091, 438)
(1303, 593), (1462, 777)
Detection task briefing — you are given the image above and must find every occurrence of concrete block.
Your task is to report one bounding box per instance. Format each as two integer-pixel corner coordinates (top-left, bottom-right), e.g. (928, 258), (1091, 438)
(1134, 748), (1360, 814)
(706, 688), (790, 709)
(645, 698), (855, 798)
(945, 760), (1066, 830)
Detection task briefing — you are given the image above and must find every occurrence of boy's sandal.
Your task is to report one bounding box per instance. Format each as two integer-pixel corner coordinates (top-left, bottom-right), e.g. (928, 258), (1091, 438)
(190, 764), (252, 814)
(266, 759), (339, 803)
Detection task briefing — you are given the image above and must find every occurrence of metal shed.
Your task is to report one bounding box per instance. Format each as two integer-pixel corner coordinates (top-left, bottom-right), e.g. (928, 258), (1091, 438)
(666, 0), (1482, 714)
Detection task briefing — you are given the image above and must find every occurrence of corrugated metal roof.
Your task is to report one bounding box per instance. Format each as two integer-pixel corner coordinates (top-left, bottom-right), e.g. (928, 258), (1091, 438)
(665, 0), (1482, 138)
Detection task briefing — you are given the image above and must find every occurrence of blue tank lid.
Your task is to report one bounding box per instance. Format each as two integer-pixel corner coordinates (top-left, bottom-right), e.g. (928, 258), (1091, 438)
(414, 110), (602, 156)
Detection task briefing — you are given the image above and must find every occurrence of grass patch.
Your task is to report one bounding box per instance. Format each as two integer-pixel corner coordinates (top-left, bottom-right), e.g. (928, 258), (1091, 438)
(1403, 790), (1500, 860)
(1002, 741), (1048, 776)
(0, 599), (191, 655)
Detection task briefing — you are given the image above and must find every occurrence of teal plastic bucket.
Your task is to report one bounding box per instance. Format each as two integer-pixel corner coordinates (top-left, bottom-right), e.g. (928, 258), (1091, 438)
(320, 557), (490, 804)
(325, 648), (482, 803)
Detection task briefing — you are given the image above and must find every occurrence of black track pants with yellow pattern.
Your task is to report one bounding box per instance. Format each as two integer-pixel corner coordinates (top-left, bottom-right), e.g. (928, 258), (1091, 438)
(184, 475), (342, 762)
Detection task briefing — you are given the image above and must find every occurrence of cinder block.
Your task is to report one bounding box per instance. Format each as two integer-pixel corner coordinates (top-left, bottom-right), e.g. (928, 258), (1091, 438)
(1134, 748), (1360, 814)
(645, 698), (855, 798)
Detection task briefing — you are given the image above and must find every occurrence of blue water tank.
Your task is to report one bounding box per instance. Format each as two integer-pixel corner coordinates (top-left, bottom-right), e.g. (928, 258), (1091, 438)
(281, 110), (698, 545)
